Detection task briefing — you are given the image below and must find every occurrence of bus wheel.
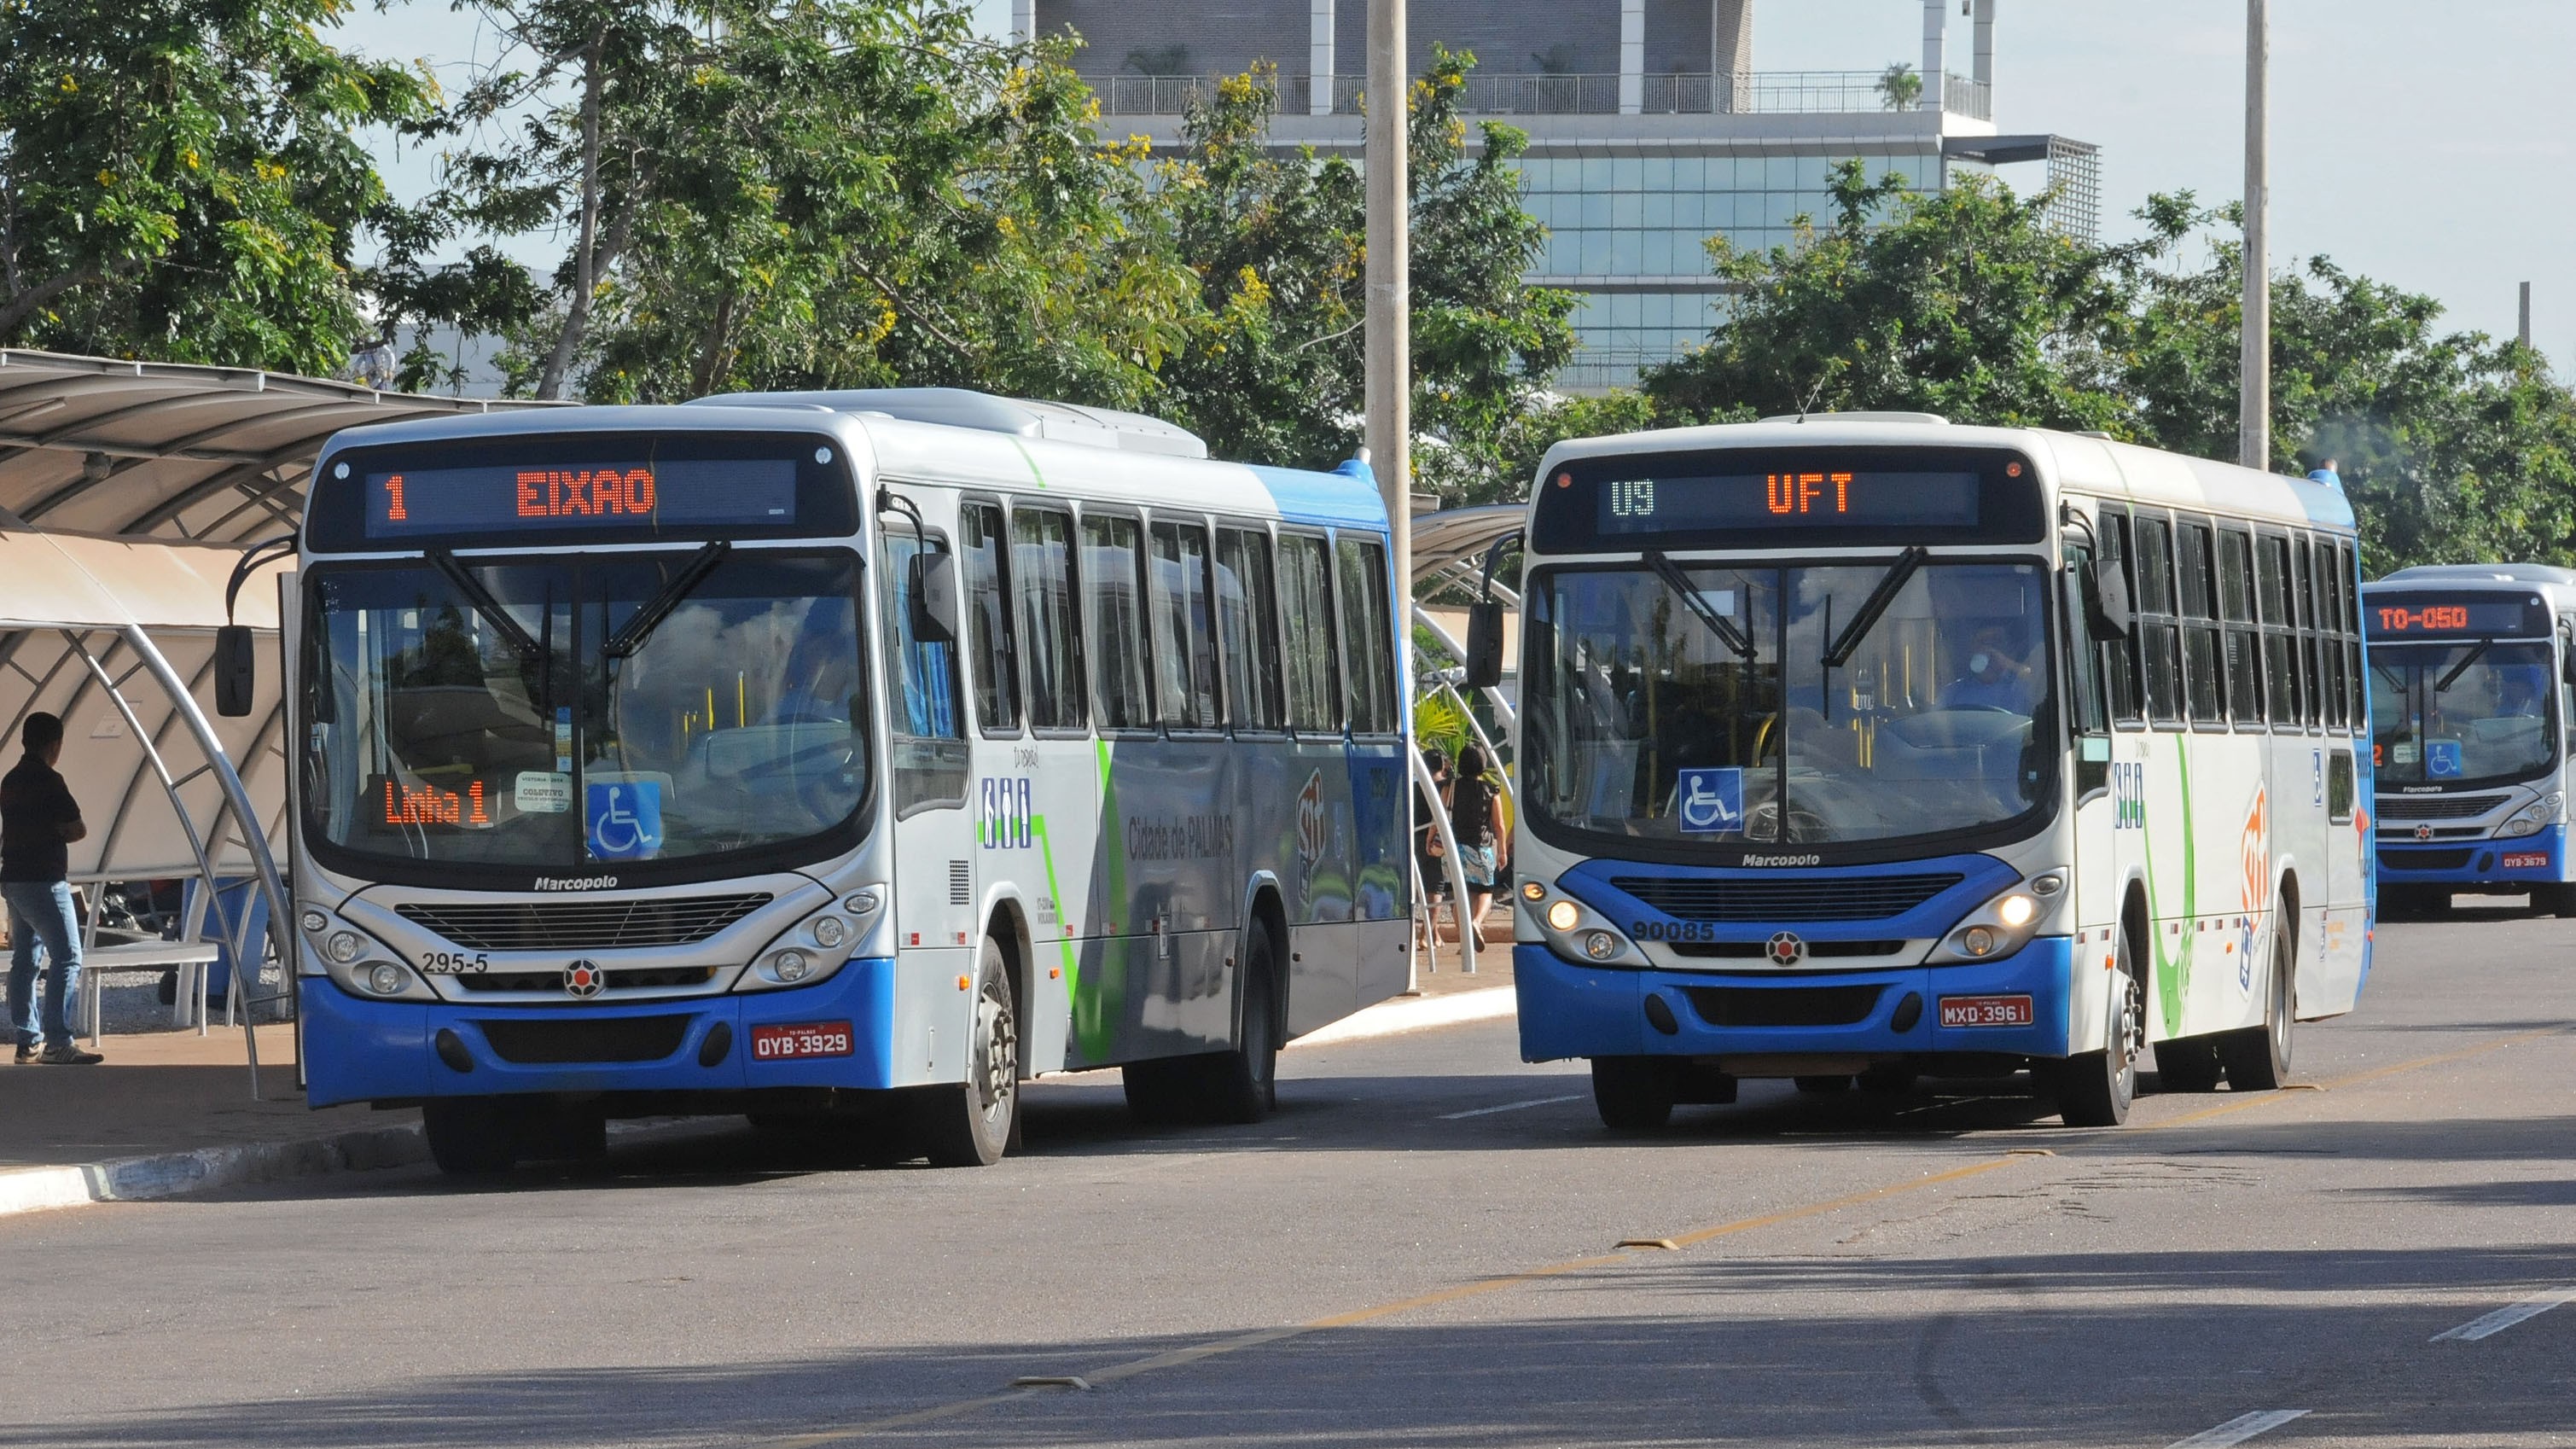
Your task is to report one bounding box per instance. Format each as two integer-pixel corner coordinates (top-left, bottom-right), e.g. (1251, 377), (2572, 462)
(2057, 934), (2142, 1128)
(918, 939), (1020, 1167)
(1204, 926), (1281, 1125)
(422, 1098), (520, 1176)
(2219, 914), (2294, 1091)
(1793, 1075), (1852, 1094)
(2537, 883), (2576, 919)
(1591, 1057), (1678, 1131)
(2152, 1038), (2224, 1092)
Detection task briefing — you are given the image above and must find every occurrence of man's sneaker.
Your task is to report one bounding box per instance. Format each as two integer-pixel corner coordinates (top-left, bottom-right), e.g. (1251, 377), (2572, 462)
(37, 1045), (102, 1066)
(11, 1044), (33, 1065)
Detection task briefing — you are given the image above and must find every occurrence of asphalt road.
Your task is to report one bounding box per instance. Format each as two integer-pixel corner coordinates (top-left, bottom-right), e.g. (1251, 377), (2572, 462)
(5, 908), (2573, 1449)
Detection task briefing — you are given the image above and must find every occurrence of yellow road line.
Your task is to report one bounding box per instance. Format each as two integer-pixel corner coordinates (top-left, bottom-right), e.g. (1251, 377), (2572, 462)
(754, 1021), (2572, 1446)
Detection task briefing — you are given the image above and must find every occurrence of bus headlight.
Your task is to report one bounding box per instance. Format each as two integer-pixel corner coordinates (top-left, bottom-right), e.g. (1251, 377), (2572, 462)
(323, 930), (364, 964)
(1524, 884), (1633, 964)
(305, 916), (435, 1001)
(2499, 798), (2556, 837)
(759, 949), (813, 985)
(738, 899), (870, 992)
(359, 961), (420, 998)
(809, 915), (848, 949)
(1546, 899), (1581, 932)
(1928, 872), (2065, 966)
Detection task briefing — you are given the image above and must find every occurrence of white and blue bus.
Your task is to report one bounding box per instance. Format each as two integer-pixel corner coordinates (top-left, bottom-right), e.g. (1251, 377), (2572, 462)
(2364, 564), (2576, 916)
(270, 389), (1411, 1173)
(1471, 416), (2373, 1129)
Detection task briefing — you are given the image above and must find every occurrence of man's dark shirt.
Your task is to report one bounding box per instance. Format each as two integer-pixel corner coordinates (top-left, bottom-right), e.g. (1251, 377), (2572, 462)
(0, 754), (79, 882)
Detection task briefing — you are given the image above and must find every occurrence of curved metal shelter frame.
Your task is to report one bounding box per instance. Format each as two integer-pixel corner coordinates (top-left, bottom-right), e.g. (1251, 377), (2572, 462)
(0, 350), (539, 1092)
(1406, 504), (1530, 976)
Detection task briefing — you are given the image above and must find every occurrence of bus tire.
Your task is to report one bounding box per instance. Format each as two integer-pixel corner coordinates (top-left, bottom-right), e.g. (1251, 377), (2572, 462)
(2152, 1038), (2224, 1092)
(422, 1098), (520, 1176)
(2538, 882), (2576, 919)
(1857, 1064), (1916, 1095)
(1793, 1075), (1852, 1094)
(917, 939), (1020, 1167)
(1203, 925), (1282, 1125)
(1591, 1056), (1678, 1131)
(2219, 911), (2294, 1091)
(2057, 932), (2142, 1128)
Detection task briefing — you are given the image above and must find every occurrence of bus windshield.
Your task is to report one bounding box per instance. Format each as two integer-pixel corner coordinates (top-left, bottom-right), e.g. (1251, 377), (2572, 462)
(305, 549), (868, 875)
(2368, 639), (2560, 788)
(1524, 558), (2055, 850)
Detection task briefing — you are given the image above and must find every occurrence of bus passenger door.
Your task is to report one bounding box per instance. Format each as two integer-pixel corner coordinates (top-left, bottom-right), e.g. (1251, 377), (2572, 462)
(882, 526), (977, 1088)
(2062, 544), (2122, 1010)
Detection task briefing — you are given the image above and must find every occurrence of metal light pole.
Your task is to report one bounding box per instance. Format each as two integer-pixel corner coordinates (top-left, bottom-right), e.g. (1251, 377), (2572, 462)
(1365, 0), (1410, 602)
(2239, 0), (2269, 471)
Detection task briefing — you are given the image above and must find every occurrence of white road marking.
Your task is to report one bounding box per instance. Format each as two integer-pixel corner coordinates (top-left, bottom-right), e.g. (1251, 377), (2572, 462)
(2166, 1410), (2310, 1447)
(1439, 1094), (1585, 1120)
(2433, 1287), (2576, 1341)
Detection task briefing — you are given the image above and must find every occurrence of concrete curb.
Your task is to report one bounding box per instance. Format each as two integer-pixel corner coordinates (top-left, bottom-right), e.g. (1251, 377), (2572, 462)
(0, 1124), (427, 1219)
(1289, 985), (1516, 1049)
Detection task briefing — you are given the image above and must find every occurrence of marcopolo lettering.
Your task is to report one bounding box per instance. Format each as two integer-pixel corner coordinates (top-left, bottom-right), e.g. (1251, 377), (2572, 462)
(532, 876), (621, 892)
(1739, 853), (1823, 868)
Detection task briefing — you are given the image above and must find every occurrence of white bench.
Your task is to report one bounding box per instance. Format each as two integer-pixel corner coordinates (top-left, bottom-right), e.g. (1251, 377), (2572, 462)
(78, 940), (223, 1042)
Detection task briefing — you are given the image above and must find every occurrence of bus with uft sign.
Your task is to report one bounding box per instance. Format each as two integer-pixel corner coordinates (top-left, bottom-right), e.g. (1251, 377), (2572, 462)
(231, 388), (1410, 1173)
(1464, 414), (2373, 1128)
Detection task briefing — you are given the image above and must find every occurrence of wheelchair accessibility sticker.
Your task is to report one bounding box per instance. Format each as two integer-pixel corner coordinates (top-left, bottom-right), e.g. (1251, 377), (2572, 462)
(1676, 768), (1744, 834)
(2426, 739), (2464, 779)
(587, 780), (664, 860)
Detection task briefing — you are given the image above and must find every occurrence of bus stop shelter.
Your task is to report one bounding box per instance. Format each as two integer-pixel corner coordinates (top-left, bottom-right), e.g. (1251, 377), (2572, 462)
(0, 349), (534, 1091)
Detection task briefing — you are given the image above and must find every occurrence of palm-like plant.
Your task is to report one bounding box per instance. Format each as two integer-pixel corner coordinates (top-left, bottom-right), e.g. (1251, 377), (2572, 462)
(1875, 63), (1922, 111)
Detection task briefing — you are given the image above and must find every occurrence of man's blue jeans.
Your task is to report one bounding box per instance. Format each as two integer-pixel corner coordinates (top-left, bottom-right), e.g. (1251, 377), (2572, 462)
(4, 880), (82, 1050)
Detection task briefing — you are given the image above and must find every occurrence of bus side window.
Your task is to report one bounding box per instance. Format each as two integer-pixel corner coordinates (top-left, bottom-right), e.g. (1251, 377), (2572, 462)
(881, 529), (969, 811)
(2255, 533), (2301, 728)
(1082, 514), (1154, 732)
(1216, 527), (1286, 731)
(2327, 748), (2355, 823)
(2311, 534), (2347, 731)
(959, 501), (1019, 736)
(2062, 544), (2111, 796)
(2175, 517), (2224, 726)
(1278, 533), (1343, 734)
(1335, 535), (1399, 736)
(2098, 509), (2144, 726)
(2293, 535), (2324, 730)
(1148, 520), (1220, 730)
(1010, 506), (1086, 732)
(2339, 540), (2364, 728)
(2217, 527), (2264, 728)
(2133, 513), (2183, 727)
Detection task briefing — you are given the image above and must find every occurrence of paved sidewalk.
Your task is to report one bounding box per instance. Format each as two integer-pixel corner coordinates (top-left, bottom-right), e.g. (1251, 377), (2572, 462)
(0, 1026), (422, 1214)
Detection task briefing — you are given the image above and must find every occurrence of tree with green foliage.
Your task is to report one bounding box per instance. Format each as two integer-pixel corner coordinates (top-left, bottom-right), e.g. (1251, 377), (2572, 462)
(0, 0), (434, 373)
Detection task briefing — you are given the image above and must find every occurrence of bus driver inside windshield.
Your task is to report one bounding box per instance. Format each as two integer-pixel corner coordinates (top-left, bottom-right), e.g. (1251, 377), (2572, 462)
(1939, 626), (2038, 717)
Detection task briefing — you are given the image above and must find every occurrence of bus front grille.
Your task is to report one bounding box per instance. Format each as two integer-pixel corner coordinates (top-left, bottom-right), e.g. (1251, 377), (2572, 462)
(452, 966), (719, 993)
(1681, 985), (1885, 1028)
(2379, 847), (2474, 871)
(397, 893), (773, 951)
(1611, 874), (1963, 922)
(1672, 940), (1907, 959)
(475, 1015), (692, 1064)
(2375, 794), (2508, 821)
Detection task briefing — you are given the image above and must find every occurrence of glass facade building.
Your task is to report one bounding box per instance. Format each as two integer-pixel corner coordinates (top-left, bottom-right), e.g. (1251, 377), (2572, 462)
(1039, 1), (2096, 391)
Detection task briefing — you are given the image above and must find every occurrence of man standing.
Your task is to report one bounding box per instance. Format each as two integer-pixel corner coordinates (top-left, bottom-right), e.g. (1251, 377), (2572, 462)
(4, 713), (98, 1064)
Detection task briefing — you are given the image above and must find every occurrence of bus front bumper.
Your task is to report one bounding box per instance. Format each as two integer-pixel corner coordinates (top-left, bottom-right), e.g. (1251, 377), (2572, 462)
(1515, 938), (2074, 1066)
(2376, 824), (2562, 887)
(300, 957), (899, 1109)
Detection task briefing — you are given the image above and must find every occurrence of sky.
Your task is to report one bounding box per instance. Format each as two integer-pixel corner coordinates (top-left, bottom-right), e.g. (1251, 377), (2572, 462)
(340, 0), (2576, 370)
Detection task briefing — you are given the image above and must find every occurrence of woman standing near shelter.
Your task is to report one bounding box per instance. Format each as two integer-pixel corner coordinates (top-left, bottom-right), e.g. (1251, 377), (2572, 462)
(1449, 743), (1509, 951)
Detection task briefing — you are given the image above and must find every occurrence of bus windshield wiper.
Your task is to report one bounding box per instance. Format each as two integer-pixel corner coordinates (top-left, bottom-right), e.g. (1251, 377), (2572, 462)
(606, 541), (732, 660)
(1643, 550), (1755, 660)
(1822, 546), (1928, 668)
(427, 549), (542, 665)
(2434, 637), (2495, 694)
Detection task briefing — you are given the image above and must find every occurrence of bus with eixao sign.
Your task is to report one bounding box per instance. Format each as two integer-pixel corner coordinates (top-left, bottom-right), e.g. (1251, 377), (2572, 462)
(240, 389), (1411, 1174)
(1462, 414), (2372, 1128)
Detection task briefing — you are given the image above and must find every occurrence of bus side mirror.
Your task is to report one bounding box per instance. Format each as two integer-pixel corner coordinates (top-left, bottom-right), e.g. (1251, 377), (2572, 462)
(910, 551), (958, 645)
(2088, 557), (2133, 638)
(1463, 602), (1505, 690)
(213, 626), (257, 718)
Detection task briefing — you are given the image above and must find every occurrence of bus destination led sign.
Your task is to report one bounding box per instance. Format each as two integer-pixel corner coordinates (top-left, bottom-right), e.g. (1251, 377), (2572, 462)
(362, 457), (797, 538)
(1592, 467), (1985, 534)
(2364, 593), (2544, 638)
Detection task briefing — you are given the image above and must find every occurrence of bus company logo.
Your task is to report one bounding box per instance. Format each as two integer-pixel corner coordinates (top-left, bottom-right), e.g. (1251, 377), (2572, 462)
(564, 960), (606, 998)
(1765, 931), (1806, 966)
(2237, 788), (2270, 987)
(1294, 771), (1328, 867)
(532, 876), (619, 892)
(1739, 853), (1821, 867)
(2112, 761), (2147, 829)
(980, 777), (1032, 850)
(2414, 823), (2433, 841)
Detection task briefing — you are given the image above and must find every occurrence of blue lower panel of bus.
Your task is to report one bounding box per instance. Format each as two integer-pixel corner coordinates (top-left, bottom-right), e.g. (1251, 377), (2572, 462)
(2376, 824), (2562, 884)
(301, 957), (899, 1108)
(1516, 937), (2074, 1063)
